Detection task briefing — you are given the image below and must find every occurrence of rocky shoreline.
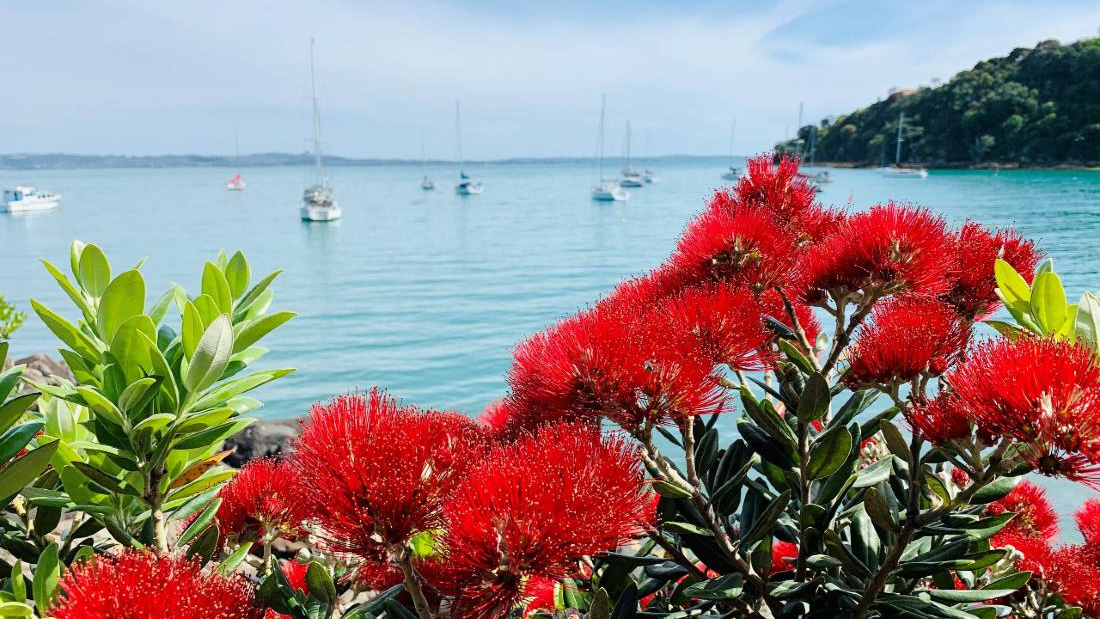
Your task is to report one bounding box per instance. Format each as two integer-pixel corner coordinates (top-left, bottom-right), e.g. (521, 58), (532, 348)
(3, 353), (298, 468)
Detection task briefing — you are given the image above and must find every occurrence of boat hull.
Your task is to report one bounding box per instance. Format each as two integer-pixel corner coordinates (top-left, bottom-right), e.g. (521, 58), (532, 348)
(300, 202), (342, 221)
(455, 183), (483, 195)
(3, 197), (60, 213)
(592, 184), (629, 201)
(879, 167), (928, 178)
(226, 181), (247, 191)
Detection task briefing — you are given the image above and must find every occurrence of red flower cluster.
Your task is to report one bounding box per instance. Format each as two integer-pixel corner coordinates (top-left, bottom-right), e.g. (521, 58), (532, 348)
(440, 423), (654, 619)
(802, 203), (953, 303)
(946, 337), (1100, 483)
(212, 458), (307, 545)
(990, 489), (1100, 615)
(769, 540), (798, 575)
(844, 296), (968, 388)
(944, 222), (1039, 318)
(51, 551), (260, 619)
(292, 389), (491, 557)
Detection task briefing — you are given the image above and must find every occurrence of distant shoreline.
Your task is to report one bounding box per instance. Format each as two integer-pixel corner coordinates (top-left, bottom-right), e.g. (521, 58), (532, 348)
(0, 153), (727, 171)
(806, 161), (1100, 172)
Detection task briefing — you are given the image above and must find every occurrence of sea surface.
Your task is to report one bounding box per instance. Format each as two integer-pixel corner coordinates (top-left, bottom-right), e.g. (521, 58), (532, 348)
(2, 158), (1099, 534)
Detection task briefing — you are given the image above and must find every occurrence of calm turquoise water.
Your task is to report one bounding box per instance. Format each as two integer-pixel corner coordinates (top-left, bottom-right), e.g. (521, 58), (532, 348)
(2, 159), (1100, 532)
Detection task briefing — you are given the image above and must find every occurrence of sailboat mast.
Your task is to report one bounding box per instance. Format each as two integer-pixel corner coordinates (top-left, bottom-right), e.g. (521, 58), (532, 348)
(233, 124), (241, 174)
(728, 117), (737, 167)
(598, 94), (606, 182)
(455, 101), (464, 171)
(895, 111), (905, 165)
(310, 38), (325, 185)
(625, 121), (632, 169)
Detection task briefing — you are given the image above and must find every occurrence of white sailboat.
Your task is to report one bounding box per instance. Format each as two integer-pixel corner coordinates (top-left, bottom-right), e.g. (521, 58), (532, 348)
(454, 101), (483, 196)
(879, 111), (928, 178)
(592, 94), (629, 202)
(420, 135), (435, 191)
(721, 116), (742, 180)
(2, 186), (60, 213)
(300, 38), (342, 222)
(642, 128), (658, 183)
(226, 126), (247, 191)
(620, 121), (644, 188)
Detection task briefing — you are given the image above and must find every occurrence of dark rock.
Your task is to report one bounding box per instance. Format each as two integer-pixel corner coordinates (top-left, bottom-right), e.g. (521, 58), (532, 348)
(222, 419), (301, 467)
(14, 354), (74, 387)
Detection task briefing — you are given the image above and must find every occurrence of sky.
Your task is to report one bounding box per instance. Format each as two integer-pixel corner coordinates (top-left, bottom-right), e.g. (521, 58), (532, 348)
(2, 0), (1098, 159)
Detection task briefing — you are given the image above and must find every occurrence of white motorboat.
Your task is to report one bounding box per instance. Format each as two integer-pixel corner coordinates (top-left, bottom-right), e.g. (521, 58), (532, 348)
(454, 101), (482, 196)
(2, 186), (60, 213)
(643, 169), (659, 183)
(592, 94), (629, 202)
(300, 38), (342, 222)
(421, 177), (436, 191)
(419, 135), (435, 190)
(879, 111), (928, 178)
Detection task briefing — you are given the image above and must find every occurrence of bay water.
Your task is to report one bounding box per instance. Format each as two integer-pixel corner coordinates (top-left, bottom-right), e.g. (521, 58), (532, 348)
(2, 158), (1099, 534)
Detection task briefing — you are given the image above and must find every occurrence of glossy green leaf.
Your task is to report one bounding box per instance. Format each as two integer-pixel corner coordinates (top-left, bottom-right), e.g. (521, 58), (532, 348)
(970, 476), (1020, 504)
(181, 301), (204, 359)
(797, 372), (830, 423)
(30, 300), (100, 361)
(1032, 271), (1068, 334)
(994, 258), (1031, 305)
(232, 311), (296, 353)
(683, 573), (743, 600)
(76, 245), (110, 298)
(306, 561), (337, 603)
(201, 263), (233, 314)
(31, 543), (59, 613)
(225, 251), (251, 299)
(96, 270), (145, 343)
(807, 425), (852, 480)
(177, 497), (221, 547)
(183, 315), (234, 394)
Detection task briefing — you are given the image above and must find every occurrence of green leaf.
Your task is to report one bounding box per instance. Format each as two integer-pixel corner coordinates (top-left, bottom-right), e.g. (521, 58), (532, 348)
(11, 559), (25, 602)
(132, 413), (176, 434)
(995, 258), (1031, 305)
(970, 476), (1020, 504)
(177, 497), (221, 546)
(0, 442), (59, 507)
(682, 573), (743, 600)
(40, 260), (94, 321)
(225, 251), (251, 299)
(665, 521), (713, 536)
(1076, 292), (1100, 351)
(118, 377), (157, 413)
(30, 300), (100, 361)
(71, 461), (132, 496)
(984, 571), (1031, 592)
(76, 245), (110, 298)
(0, 394), (38, 435)
(409, 530), (438, 558)
(807, 425), (853, 480)
(96, 270), (145, 343)
(609, 584), (637, 619)
(75, 387), (125, 427)
(879, 420), (911, 463)
(232, 311), (296, 354)
(109, 315), (156, 378)
(236, 269), (283, 317)
(741, 490), (791, 546)
(853, 457), (893, 488)
(0, 423), (45, 467)
(306, 561), (337, 604)
(651, 480), (692, 499)
(181, 301), (204, 359)
(1031, 271), (1068, 334)
(201, 263), (233, 314)
(216, 542), (252, 575)
(797, 372), (830, 423)
(31, 543), (59, 613)
(864, 486), (897, 533)
(925, 588), (1018, 603)
(184, 315), (234, 394)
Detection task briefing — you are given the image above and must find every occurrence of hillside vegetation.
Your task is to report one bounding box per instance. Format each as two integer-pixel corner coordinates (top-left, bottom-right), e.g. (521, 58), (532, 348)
(781, 37), (1100, 167)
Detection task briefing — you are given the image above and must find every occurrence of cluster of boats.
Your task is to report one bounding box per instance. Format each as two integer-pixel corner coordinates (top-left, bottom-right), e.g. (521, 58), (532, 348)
(590, 97), (658, 202)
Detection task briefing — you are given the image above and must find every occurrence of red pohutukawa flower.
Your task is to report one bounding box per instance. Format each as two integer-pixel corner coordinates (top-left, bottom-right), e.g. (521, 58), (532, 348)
(1076, 499), (1100, 546)
(904, 393), (972, 445)
(660, 284), (774, 370)
(801, 203), (954, 304)
(944, 221), (1040, 318)
(988, 480), (1059, 544)
(724, 155), (817, 224)
(507, 302), (724, 434)
(769, 541), (799, 575)
(843, 296), (968, 388)
(670, 204), (801, 293)
(292, 389), (491, 558)
(51, 551), (260, 619)
(213, 458), (307, 544)
(440, 423), (654, 619)
(279, 561), (310, 594)
(947, 337), (1100, 483)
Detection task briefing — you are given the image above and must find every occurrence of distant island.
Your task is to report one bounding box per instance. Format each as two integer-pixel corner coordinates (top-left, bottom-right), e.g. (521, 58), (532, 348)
(0, 153), (723, 171)
(777, 37), (1100, 168)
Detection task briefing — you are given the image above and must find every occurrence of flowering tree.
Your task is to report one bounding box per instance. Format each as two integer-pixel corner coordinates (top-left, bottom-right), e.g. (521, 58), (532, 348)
(4, 156), (1100, 619)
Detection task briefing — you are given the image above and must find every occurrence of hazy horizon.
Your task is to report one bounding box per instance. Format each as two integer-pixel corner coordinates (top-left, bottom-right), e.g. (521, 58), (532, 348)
(4, 0), (1098, 160)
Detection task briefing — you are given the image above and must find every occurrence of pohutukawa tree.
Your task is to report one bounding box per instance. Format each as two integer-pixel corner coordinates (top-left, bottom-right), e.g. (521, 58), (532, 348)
(6, 155), (1100, 619)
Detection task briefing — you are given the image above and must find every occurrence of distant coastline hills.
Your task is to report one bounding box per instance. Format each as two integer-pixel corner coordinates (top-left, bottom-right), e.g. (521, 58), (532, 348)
(0, 153), (724, 171)
(778, 37), (1100, 168)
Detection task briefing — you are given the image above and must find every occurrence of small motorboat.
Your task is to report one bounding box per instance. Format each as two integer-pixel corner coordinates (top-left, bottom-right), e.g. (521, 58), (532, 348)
(879, 166), (928, 178)
(421, 176), (436, 191)
(620, 169), (645, 187)
(643, 169), (659, 183)
(2, 186), (60, 213)
(455, 171), (483, 196)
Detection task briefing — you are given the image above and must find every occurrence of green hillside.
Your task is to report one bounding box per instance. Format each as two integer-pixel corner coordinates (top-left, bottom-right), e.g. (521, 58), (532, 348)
(780, 38), (1100, 167)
